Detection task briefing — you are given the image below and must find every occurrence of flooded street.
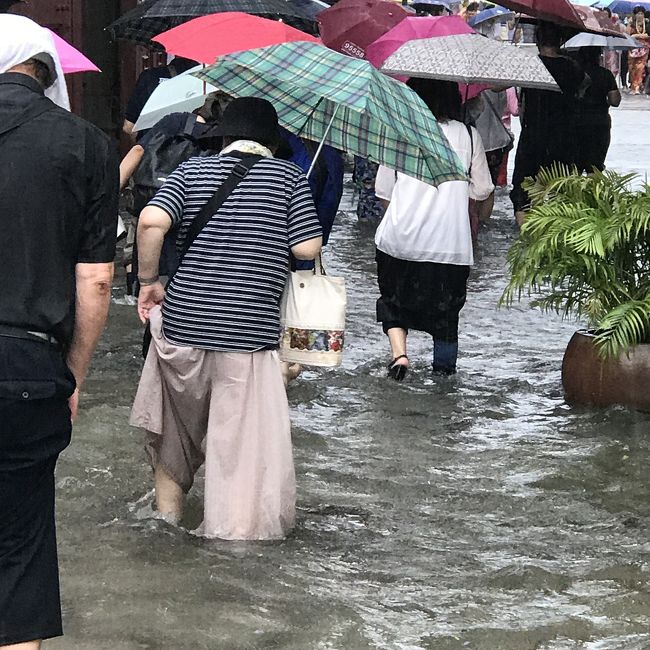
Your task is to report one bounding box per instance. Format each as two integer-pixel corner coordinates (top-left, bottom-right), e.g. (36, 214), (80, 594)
(51, 103), (650, 650)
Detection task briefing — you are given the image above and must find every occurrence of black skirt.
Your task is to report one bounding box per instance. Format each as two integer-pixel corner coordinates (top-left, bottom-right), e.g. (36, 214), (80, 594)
(375, 249), (470, 341)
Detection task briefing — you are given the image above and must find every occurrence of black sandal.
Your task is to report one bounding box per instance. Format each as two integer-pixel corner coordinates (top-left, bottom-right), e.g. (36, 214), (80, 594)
(387, 354), (409, 381)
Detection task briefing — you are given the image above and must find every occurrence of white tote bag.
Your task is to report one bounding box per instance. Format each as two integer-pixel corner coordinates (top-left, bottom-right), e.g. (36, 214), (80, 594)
(279, 255), (347, 367)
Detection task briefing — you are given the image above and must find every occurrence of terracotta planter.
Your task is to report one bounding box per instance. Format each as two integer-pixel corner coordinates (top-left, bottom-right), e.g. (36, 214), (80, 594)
(562, 330), (650, 411)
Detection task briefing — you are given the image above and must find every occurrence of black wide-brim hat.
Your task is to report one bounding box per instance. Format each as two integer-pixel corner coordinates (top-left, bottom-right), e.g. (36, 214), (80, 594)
(213, 96), (280, 148)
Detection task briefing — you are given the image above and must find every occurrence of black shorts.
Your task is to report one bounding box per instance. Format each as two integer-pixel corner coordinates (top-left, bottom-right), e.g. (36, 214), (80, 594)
(0, 335), (75, 646)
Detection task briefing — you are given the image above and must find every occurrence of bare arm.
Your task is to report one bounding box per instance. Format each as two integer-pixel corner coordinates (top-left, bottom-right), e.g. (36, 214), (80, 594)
(291, 236), (323, 260)
(608, 89), (622, 107)
(136, 205), (172, 323)
(66, 262), (114, 400)
(119, 145), (145, 190)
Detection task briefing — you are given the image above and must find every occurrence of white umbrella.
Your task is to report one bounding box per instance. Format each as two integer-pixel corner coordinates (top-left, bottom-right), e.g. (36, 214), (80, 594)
(133, 64), (217, 132)
(381, 33), (560, 91)
(563, 31), (642, 49)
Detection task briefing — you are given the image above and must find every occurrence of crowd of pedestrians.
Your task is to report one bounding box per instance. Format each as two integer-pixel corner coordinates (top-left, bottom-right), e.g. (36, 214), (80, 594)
(0, 4), (634, 649)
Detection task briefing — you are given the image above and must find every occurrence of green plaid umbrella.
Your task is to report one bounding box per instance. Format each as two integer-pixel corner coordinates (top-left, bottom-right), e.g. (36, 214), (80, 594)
(195, 41), (465, 186)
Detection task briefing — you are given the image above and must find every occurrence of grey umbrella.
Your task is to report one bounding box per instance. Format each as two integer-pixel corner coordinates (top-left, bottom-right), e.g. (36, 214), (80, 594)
(381, 33), (560, 91)
(563, 32), (642, 50)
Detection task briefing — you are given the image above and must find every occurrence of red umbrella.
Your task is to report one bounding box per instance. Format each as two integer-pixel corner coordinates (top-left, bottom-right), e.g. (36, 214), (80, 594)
(317, 0), (409, 59)
(498, 0), (620, 35)
(152, 11), (319, 64)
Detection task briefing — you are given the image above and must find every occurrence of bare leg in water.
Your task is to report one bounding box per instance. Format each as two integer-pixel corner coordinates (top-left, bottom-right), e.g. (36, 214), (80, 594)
(154, 466), (183, 523)
(386, 327), (409, 380)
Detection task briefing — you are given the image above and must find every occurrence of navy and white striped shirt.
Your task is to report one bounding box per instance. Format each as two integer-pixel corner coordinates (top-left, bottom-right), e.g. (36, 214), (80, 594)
(149, 153), (322, 352)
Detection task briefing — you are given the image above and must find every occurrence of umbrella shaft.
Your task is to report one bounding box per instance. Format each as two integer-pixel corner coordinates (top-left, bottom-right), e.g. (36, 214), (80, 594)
(306, 104), (340, 180)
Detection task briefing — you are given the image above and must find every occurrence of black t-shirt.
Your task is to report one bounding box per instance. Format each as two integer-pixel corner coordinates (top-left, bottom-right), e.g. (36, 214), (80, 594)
(124, 66), (172, 124)
(522, 55), (586, 134)
(124, 59), (197, 125)
(0, 73), (119, 346)
(578, 64), (618, 123)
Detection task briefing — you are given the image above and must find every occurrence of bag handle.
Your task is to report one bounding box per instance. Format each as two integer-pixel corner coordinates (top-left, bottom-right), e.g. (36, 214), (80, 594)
(177, 153), (262, 266)
(314, 253), (326, 276)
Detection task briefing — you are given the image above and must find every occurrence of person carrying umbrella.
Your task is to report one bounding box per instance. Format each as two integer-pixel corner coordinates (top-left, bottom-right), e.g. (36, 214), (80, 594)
(123, 56), (198, 141)
(374, 78), (493, 380)
(510, 20), (589, 226)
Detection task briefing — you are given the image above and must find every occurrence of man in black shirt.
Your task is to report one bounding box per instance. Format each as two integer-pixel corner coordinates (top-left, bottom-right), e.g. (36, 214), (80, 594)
(510, 21), (588, 225)
(0, 18), (118, 649)
(122, 56), (197, 141)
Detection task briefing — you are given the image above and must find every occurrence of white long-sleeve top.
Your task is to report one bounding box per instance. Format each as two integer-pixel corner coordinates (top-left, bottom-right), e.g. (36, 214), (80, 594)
(375, 120), (493, 266)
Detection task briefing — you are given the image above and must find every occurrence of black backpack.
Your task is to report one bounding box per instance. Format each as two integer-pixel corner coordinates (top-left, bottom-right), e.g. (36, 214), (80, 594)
(132, 114), (208, 214)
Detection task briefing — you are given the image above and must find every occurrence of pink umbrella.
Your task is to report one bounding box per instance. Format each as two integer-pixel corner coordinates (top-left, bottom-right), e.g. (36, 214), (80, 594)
(366, 15), (486, 100)
(47, 29), (100, 74)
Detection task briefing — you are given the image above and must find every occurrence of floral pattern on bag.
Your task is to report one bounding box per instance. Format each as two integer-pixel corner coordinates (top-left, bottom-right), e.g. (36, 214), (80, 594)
(284, 328), (345, 353)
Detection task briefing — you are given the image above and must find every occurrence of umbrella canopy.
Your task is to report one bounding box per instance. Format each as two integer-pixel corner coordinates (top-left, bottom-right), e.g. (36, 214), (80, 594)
(133, 65), (218, 131)
(606, 0), (650, 12)
(47, 29), (100, 74)
(107, 0), (325, 45)
(366, 15), (474, 67)
(381, 33), (560, 90)
(563, 30), (641, 47)
(468, 6), (515, 26)
(195, 41), (466, 186)
(317, 0), (408, 58)
(366, 16), (487, 100)
(496, 0), (621, 34)
(152, 12), (318, 63)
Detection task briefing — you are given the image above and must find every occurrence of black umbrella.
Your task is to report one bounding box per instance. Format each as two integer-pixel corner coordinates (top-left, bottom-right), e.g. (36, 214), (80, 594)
(107, 0), (327, 45)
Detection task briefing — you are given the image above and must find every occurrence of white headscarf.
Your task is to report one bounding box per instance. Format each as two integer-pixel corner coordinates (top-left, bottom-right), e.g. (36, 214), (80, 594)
(0, 14), (70, 110)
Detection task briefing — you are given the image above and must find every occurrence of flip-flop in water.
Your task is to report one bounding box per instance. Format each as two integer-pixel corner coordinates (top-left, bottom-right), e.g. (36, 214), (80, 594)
(387, 354), (409, 381)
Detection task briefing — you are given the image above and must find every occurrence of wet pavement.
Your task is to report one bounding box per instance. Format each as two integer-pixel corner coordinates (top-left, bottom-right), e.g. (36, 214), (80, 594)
(50, 109), (650, 649)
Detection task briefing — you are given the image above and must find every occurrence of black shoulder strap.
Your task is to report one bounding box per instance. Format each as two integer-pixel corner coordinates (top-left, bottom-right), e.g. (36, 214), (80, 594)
(0, 99), (55, 138)
(177, 153), (262, 265)
(464, 123), (474, 176)
(182, 113), (197, 137)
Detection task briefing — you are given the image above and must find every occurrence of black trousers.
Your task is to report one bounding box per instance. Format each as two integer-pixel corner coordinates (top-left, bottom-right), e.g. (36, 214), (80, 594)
(575, 121), (611, 174)
(510, 128), (577, 213)
(0, 335), (75, 646)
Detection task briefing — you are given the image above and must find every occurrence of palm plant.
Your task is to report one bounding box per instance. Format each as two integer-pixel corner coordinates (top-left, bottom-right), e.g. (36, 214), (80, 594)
(501, 164), (650, 358)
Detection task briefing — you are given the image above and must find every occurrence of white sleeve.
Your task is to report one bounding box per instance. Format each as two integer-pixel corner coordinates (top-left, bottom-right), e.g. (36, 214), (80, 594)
(375, 165), (397, 201)
(468, 126), (495, 202)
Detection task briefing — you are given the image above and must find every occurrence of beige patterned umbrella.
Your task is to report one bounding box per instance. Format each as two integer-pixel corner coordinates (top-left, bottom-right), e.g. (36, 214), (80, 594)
(381, 33), (560, 91)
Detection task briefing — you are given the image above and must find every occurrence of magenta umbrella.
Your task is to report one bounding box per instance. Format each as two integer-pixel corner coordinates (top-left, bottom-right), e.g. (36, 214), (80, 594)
(47, 29), (100, 74)
(366, 15), (475, 68)
(366, 15), (486, 100)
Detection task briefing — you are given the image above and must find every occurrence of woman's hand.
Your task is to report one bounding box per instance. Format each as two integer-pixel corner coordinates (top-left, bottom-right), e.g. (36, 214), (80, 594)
(138, 281), (165, 324)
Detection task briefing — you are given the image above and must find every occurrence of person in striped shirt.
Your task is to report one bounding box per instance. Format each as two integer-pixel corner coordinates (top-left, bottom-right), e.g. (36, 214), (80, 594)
(130, 97), (322, 540)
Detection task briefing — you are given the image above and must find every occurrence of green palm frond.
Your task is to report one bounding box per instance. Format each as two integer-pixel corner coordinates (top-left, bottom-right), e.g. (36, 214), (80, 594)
(501, 166), (650, 357)
(595, 295), (650, 358)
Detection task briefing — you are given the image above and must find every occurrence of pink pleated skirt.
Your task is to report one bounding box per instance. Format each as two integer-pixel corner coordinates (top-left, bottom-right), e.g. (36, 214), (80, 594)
(130, 307), (295, 540)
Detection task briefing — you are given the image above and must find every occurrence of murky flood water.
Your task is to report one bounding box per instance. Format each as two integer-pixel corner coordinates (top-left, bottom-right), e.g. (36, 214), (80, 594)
(50, 105), (650, 649)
